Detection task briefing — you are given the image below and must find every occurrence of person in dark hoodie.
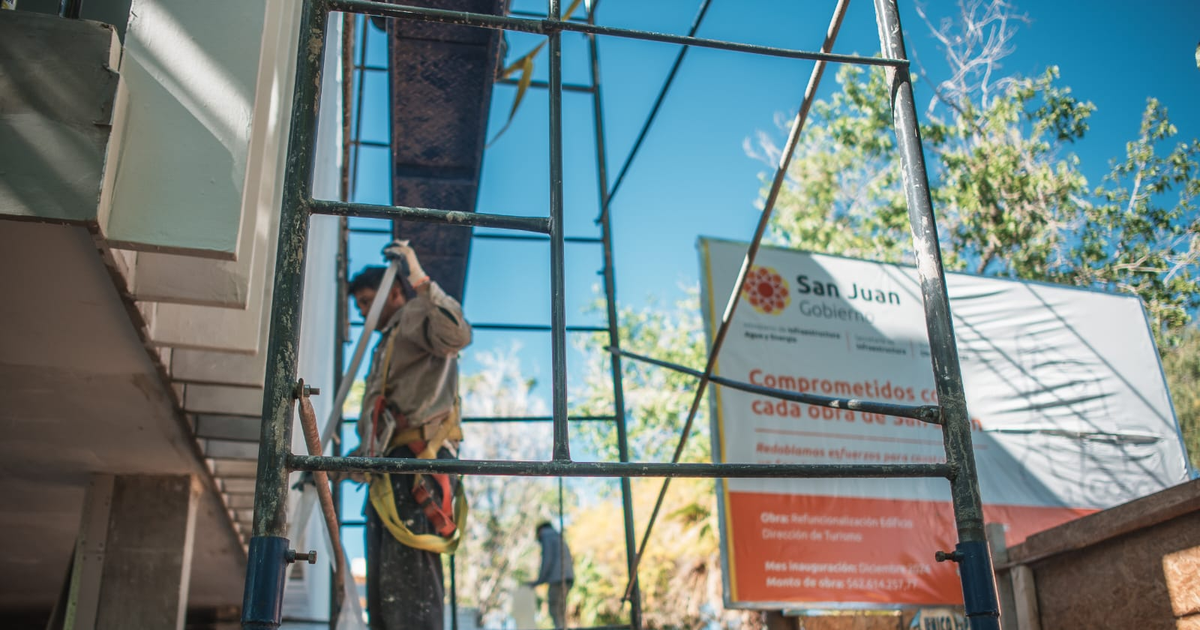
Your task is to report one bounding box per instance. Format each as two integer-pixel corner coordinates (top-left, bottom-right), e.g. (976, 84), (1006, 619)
(529, 522), (575, 629)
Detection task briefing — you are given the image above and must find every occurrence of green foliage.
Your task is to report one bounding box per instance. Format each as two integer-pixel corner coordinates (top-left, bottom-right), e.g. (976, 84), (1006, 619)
(754, 0), (1200, 470)
(931, 67), (1094, 277)
(1162, 327), (1200, 469)
(573, 292), (712, 465)
(455, 346), (576, 627)
(755, 66), (909, 263)
(1063, 99), (1200, 346)
(760, 35), (1198, 352)
(569, 293), (762, 629)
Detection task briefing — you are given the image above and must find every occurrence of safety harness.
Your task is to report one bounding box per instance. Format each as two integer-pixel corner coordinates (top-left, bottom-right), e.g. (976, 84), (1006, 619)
(365, 326), (468, 554)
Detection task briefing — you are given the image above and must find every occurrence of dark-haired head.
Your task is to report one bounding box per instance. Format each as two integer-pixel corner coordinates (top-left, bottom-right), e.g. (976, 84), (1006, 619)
(348, 260), (416, 323)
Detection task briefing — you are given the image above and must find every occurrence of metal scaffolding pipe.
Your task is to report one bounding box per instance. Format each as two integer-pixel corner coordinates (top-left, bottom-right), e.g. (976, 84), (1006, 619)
(547, 0), (571, 462)
(871, 0), (998, 627)
(621, 0), (855, 602)
(587, 2), (642, 622)
(461, 415), (616, 423)
(243, 1), (329, 627)
(471, 323), (608, 332)
(309, 199), (551, 233)
(289, 455), (954, 479)
(609, 346), (942, 423)
(328, 0), (908, 68)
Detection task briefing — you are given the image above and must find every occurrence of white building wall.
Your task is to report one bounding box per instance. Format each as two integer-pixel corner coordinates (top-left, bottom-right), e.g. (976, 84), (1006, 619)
(104, 0), (267, 259)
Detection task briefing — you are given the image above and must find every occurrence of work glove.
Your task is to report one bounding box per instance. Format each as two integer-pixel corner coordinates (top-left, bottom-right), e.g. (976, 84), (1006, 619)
(382, 239), (428, 287)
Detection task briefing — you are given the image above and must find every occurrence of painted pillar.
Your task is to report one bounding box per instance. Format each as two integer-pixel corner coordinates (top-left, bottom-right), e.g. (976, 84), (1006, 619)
(66, 474), (200, 630)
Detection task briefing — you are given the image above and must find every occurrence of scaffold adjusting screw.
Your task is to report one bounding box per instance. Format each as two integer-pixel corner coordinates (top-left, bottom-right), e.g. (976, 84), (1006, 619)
(935, 550), (962, 563)
(287, 549), (318, 565)
(293, 379), (320, 398)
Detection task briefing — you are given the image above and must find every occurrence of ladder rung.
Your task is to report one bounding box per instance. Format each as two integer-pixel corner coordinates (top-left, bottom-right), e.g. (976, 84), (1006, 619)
(290, 455), (953, 480)
(309, 199), (550, 233)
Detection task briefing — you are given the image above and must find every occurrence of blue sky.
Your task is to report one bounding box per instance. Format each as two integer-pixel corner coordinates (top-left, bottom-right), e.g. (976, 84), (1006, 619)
(345, 0), (1200, 419)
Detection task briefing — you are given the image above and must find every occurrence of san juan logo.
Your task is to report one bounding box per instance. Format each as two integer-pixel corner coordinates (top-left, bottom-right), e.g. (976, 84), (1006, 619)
(741, 265), (790, 315)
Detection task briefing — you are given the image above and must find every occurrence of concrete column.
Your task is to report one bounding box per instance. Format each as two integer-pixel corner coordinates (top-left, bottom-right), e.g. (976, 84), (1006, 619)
(66, 474), (200, 630)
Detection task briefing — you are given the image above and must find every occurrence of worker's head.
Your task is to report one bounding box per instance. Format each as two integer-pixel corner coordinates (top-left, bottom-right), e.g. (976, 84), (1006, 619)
(348, 263), (414, 322)
(535, 521), (554, 537)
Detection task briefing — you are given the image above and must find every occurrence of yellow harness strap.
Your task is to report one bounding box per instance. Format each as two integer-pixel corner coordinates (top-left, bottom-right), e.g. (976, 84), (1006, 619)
(367, 329), (468, 554)
(368, 475), (468, 554)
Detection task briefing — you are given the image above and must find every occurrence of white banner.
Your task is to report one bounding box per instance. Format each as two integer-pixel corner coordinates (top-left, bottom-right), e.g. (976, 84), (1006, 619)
(699, 238), (1191, 608)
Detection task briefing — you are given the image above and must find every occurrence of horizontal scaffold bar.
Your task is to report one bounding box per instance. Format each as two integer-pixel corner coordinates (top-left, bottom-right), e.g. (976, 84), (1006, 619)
(498, 78), (594, 93)
(309, 199), (551, 233)
(289, 455), (954, 479)
(472, 322), (608, 332)
(472, 231), (602, 244)
(461, 415), (616, 423)
(328, 0), (908, 68)
(610, 347), (943, 424)
(341, 415), (617, 424)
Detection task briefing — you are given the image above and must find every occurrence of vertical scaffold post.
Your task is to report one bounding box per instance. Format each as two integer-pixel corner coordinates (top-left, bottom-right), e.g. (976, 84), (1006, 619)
(243, 1), (329, 628)
(587, 15), (644, 630)
(547, 0), (570, 462)
(871, 1), (1000, 628)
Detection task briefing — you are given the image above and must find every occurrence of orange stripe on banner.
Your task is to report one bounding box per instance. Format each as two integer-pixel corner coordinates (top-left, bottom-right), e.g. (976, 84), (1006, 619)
(725, 492), (1095, 606)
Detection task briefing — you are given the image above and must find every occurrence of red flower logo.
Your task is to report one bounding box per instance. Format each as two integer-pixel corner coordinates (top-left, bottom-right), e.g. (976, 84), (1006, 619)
(742, 266), (790, 315)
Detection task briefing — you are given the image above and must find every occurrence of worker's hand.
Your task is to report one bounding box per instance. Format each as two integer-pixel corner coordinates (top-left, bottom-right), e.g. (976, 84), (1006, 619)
(382, 239), (427, 286)
(382, 239), (412, 262)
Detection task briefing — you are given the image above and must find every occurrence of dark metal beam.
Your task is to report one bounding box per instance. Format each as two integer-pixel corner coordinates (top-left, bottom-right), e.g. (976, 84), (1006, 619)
(461, 415), (616, 423)
(472, 232), (603, 243)
(611, 346), (942, 423)
(499, 77), (594, 93)
(872, 0), (998, 627)
(547, 0), (570, 462)
(309, 199), (551, 233)
(244, 1), (328, 627)
(290, 455), (955, 479)
(619, 0), (855, 602)
(328, 0), (908, 68)
(587, 4), (642, 621)
(472, 323), (607, 332)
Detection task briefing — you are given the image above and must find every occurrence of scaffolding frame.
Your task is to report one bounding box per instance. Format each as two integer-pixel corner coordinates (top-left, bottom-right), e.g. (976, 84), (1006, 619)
(242, 1), (1001, 629)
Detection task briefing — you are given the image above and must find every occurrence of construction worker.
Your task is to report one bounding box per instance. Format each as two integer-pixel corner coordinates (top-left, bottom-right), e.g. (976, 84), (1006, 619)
(529, 522), (575, 629)
(348, 239), (472, 630)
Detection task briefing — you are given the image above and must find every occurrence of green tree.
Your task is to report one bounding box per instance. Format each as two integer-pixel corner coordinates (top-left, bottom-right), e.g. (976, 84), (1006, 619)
(571, 293), (763, 629)
(456, 345), (576, 627)
(1162, 326), (1200, 471)
(751, 0), (1199, 462)
(756, 1), (1199, 347)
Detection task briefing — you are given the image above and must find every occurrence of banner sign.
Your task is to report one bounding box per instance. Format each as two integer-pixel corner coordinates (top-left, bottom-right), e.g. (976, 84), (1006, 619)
(699, 238), (1191, 609)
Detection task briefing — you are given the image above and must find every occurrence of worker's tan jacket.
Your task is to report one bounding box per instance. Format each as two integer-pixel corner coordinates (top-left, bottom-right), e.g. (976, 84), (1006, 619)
(356, 280), (471, 453)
